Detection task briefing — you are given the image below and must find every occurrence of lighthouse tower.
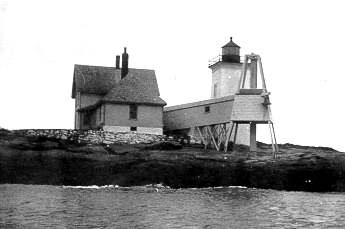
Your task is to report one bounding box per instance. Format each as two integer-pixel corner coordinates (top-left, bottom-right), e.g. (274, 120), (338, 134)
(209, 37), (251, 98)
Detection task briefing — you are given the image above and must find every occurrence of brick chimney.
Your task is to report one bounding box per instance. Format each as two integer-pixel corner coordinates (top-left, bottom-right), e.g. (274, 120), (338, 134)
(115, 55), (120, 69)
(121, 47), (129, 79)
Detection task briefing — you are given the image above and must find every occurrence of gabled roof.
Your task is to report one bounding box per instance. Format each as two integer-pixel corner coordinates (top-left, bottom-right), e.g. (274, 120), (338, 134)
(72, 64), (166, 107)
(222, 37), (241, 48)
(102, 69), (166, 106)
(72, 64), (121, 98)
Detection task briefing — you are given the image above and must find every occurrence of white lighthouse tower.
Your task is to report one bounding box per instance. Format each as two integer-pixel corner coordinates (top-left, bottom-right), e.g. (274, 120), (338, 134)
(207, 37), (251, 147)
(209, 37), (251, 98)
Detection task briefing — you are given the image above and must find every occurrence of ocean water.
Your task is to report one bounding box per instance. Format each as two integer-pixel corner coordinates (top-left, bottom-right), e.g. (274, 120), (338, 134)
(1, 184), (345, 228)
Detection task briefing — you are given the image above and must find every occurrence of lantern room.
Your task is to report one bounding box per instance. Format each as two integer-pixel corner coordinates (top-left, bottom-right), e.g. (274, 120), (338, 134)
(221, 37), (241, 63)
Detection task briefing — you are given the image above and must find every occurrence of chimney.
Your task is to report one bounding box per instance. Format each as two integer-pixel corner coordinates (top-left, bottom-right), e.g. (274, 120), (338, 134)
(121, 47), (129, 79)
(115, 55), (120, 69)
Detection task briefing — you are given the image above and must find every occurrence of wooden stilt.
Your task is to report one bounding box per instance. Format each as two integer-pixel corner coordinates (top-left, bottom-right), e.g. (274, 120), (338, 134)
(268, 122), (276, 158)
(224, 122), (234, 152)
(250, 122), (257, 152)
(233, 123), (238, 146)
(258, 56), (267, 91)
(194, 122), (244, 153)
(217, 124), (225, 149)
(203, 127), (209, 150)
(196, 126), (207, 150)
(237, 56), (248, 93)
(267, 106), (279, 157)
(207, 126), (219, 151)
(271, 122), (279, 153)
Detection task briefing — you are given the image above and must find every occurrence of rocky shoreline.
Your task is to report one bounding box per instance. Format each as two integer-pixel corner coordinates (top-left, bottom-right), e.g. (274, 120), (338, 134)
(1, 128), (345, 192)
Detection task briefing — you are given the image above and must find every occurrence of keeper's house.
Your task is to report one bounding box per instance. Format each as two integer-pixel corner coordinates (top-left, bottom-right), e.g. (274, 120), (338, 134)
(71, 48), (166, 135)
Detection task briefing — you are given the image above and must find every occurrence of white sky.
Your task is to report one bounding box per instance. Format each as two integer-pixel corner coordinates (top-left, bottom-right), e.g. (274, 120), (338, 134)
(0, 0), (345, 151)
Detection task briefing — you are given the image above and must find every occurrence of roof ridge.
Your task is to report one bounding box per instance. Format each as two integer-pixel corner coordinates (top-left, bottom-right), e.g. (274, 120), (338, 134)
(74, 64), (154, 71)
(74, 64), (115, 68)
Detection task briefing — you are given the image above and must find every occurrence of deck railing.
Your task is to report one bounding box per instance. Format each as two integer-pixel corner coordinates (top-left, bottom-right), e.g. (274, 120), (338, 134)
(208, 55), (246, 67)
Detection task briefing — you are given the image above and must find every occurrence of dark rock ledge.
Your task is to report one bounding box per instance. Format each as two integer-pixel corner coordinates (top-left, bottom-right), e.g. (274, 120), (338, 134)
(1, 128), (345, 192)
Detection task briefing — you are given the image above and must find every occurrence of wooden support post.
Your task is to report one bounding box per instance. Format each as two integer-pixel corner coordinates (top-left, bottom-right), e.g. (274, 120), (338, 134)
(203, 127), (209, 150)
(237, 56), (248, 92)
(258, 56), (267, 90)
(271, 122), (279, 153)
(250, 122), (257, 152)
(196, 127), (207, 150)
(267, 106), (278, 157)
(217, 124), (224, 149)
(249, 56), (258, 153)
(250, 58), (257, 89)
(224, 122), (234, 152)
(233, 123), (238, 146)
(241, 60), (248, 89)
(207, 126), (219, 151)
(268, 122), (276, 158)
(221, 123), (227, 148)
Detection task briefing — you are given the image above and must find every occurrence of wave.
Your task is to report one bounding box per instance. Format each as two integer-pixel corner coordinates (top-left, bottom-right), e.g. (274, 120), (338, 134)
(61, 184), (247, 190)
(184, 186), (248, 190)
(61, 183), (171, 190)
(62, 185), (119, 189)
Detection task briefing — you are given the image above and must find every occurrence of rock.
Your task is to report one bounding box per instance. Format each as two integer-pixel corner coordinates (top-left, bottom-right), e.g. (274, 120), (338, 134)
(1, 130), (345, 192)
(142, 141), (183, 150)
(0, 128), (11, 136)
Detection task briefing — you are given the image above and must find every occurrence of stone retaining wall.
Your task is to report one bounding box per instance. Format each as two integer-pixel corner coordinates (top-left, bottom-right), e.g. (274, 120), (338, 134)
(16, 129), (166, 145)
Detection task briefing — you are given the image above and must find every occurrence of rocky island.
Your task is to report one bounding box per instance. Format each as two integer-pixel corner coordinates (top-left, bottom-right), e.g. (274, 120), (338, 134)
(1, 128), (344, 192)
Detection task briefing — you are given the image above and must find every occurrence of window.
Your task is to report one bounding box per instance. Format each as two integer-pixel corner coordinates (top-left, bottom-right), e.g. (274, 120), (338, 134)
(129, 104), (138, 120)
(213, 83), (218, 97)
(204, 106), (210, 113)
(130, 127), (137, 131)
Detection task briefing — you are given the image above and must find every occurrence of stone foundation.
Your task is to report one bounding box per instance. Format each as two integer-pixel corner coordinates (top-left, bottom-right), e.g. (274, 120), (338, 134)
(103, 126), (163, 135)
(16, 129), (165, 145)
(103, 126), (131, 133)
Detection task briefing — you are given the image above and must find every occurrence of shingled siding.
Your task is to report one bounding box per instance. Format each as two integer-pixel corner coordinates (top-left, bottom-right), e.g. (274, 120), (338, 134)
(18, 129), (165, 145)
(104, 103), (163, 135)
(231, 94), (270, 122)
